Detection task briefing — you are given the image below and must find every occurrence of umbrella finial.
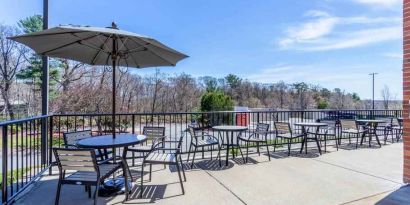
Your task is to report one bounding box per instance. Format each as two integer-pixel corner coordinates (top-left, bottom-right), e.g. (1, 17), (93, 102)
(111, 22), (118, 29)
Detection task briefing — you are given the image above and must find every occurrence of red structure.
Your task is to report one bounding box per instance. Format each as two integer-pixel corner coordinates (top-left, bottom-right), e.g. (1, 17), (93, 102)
(403, 0), (410, 183)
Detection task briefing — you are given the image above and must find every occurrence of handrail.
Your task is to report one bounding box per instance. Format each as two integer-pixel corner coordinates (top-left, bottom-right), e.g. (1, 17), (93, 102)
(0, 115), (49, 126)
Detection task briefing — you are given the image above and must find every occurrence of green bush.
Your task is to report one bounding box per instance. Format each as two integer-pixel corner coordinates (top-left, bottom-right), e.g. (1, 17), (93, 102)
(199, 91), (234, 126)
(200, 91), (234, 112)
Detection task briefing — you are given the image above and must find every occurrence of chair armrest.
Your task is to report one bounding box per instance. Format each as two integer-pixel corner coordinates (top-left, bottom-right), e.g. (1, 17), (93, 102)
(151, 139), (180, 150)
(62, 143), (77, 148)
(156, 148), (180, 152)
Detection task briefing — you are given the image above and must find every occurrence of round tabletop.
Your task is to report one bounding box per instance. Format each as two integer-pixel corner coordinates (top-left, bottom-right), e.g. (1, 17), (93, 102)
(212, 125), (248, 131)
(76, 134), (147, 149)
(355, 119), (386, 123)
(294, 122), (328, 127)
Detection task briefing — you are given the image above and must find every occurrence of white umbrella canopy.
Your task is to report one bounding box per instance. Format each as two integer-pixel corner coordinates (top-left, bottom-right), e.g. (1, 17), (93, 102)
(9, 22), (188, 68)
(9, 22), (188, 137)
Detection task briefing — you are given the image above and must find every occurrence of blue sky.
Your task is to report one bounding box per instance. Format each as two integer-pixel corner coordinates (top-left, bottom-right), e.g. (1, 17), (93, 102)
(0, 0), (403, 100)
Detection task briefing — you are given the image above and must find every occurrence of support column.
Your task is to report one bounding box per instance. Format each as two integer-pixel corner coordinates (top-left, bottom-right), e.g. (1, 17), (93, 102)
(403, 0), (410, 183)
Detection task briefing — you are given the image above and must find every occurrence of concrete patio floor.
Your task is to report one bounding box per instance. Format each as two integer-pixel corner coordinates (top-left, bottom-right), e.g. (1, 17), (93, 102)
(14, 142), (409, 205)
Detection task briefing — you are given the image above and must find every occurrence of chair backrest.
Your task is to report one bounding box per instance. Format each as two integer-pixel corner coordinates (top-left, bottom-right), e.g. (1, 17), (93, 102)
(53, 148), (98, 172)
(392, 118), (402, 127)
(63, 130), (92, 147)
(340, 120), (357, 130)
(255, 123), (269, 134)
(187, 126), (199, 144)
(143, 126), (165, 139)
(274, 121), (291, 134)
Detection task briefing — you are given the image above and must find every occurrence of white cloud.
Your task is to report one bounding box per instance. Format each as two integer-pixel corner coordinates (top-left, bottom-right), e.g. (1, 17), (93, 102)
(279, 11), (338, 47)
(302, 26), (401, 51)
(351, 0), (401, 8)
(278, 10), (401, 51)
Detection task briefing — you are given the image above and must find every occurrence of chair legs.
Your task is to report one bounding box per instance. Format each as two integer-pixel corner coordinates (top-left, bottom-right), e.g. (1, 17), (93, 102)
(122, 162), (130, 201)
(273, 139), (277, 152)
(55, 178), (62, 205)
(93, 182), (100, 205)
(187, 143), (192, 163)
(217, 144), (222, 167)
(175, 159), (185, 195)
(245, 142), (249, 163)
(265, 142), (271, 161)
(179, 155), (186, 181)
(191, 147), (197, 168)
(139, 161), (145, 198)
(149, 164), (152, 181)
(287, 139), (292, 156)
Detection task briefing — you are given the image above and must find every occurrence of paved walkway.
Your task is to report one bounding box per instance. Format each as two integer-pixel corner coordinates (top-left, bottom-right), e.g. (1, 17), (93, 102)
(14, 142), (409, 205)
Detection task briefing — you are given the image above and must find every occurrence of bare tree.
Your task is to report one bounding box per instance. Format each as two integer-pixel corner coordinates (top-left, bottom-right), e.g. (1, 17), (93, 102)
(53, 59), (90, 92)
(0, 25), (26, 119)
(381, 85), (392, 109)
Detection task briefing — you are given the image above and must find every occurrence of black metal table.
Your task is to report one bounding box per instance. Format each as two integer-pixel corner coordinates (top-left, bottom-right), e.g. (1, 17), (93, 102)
(212, 125), (248, 166)
(77, 134), (147, 195)
(356, 119), (385, 147)
(294, 122), (328, 155)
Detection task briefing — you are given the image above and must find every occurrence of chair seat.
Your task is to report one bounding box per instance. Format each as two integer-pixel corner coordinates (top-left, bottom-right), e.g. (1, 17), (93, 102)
(194, 138), (219, 146)
(65, 163), (121, 183)
(145, 152), (176, 164)
(342, 129), (364, 134)
(391, 126), (402, 130)
(308, 129), (336, 136)
(128, 145), (152, 152)
(276, 133), (303, 139)
(238, 136), (265, 142)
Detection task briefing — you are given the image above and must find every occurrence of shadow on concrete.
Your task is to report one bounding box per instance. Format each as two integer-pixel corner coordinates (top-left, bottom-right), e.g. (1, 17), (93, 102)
(375, 185), (410, 205)
(231, 156), (259, 165)
(270, 150), (321, 159)
(194, 159), (235, 171)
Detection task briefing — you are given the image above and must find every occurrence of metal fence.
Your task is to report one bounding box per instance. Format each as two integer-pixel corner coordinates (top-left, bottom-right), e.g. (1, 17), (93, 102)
(0, 109), (402, 204)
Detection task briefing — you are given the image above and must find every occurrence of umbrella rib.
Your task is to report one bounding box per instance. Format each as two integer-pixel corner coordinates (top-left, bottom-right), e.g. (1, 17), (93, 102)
(128, 38), (176, 66)
(118, 37), (141, 68)
(91, 34), (112, 65)
(40, 33), (102, 55)
(9, 30), (90, 39)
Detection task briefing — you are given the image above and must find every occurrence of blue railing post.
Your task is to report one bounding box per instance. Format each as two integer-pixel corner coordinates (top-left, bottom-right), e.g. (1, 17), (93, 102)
(2, 125), (8, 203)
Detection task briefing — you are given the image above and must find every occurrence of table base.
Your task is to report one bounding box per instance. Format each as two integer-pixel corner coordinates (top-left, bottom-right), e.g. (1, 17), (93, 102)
(98, 177), (132, 197)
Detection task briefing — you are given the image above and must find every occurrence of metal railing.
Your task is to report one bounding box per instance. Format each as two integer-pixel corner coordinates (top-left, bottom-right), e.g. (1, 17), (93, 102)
(0, 115), (52, 204)
(0, 109), (402, 204)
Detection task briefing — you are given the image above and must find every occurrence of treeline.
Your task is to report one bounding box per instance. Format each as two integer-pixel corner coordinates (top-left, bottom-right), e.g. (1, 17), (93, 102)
(0, 15), (400, 120)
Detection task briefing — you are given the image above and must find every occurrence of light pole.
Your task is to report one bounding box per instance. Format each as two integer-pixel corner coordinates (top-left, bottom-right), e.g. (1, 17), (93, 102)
(369, 73), (378, 110)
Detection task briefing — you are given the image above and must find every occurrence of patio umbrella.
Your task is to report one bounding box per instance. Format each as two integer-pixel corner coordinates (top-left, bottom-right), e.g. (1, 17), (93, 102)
(9, 22), (188, 138)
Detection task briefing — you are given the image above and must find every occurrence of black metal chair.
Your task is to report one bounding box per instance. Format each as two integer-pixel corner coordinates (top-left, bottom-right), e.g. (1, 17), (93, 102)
(140, 133), (186, 198)
(187, 126), (221, 168)
(386, 118), (403, 143)
(238, 123), (271, 163)
(126, 126), (166, 160)
(62, 130), (111, 161)
(340, 120), (364, 149)
(124, 126), (166, 180)
(274, 121), (304, 156)
(310, 120), (338, 152)
(53, 148), (129, 205)
(375, 118), (392, 143)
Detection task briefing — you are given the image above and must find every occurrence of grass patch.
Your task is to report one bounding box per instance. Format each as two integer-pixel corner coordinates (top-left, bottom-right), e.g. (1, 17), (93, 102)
(0, 167), (33, 190)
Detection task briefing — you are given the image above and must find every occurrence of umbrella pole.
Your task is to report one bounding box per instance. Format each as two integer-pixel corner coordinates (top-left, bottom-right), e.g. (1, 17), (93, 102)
(112, 38), (117, 139)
